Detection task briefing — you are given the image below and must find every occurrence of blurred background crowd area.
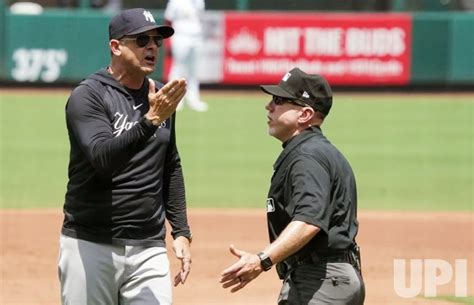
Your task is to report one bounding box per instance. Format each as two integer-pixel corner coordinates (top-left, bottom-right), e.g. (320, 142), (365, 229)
(5, 0), (474, 12)
(2, 0), (473, 88)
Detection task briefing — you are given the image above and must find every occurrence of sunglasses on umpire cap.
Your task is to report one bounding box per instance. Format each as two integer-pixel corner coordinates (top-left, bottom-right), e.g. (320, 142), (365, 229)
(120, 34), (163, 48)
(261, 68), (333, 115)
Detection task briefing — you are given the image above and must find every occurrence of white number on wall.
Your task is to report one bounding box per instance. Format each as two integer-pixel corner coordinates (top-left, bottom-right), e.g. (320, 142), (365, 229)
(11, 48), (68, 82)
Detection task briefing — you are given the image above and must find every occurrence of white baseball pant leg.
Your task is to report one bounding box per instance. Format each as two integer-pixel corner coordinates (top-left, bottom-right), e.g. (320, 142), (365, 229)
(58, 234), (172, 305)
(169, 35), (201, 104)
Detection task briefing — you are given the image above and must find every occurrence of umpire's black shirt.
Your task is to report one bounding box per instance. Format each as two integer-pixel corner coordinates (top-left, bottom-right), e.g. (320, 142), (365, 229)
(266, 126), (359, 255)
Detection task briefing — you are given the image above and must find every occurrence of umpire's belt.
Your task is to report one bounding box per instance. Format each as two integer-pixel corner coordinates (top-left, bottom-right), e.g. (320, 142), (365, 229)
(276, 251), (351, 279)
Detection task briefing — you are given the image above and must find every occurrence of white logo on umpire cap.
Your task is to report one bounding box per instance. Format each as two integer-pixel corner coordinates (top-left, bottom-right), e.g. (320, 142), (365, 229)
(143, 10), (155, 23)
(266, 198), (275, 213)
(282, 72), (291, 82)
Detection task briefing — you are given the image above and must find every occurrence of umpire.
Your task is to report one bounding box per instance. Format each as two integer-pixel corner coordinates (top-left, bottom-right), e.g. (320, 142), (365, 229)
(220, 67), (365, 305)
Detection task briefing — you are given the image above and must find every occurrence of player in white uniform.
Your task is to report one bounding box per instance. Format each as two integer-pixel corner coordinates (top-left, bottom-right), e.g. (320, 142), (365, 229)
(165, 0), (208, 112)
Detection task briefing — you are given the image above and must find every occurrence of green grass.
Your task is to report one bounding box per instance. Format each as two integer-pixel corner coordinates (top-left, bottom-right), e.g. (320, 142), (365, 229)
(426, 295), (474, 304)
(326, 95), (474, 211)
(0, 90), (473, 210)
(0, 91), (70, 209)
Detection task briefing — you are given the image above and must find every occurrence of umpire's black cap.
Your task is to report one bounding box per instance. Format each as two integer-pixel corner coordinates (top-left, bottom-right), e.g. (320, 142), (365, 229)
(260, 67), (333, 115)
(109, 8), (174, 40)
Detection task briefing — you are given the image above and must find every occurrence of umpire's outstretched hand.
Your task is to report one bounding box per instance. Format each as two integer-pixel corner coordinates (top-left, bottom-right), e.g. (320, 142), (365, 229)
(220, 244), (264, 293)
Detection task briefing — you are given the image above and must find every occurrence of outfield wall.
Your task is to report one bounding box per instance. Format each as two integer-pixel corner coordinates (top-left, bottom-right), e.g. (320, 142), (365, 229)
(0, 9), (473, 86)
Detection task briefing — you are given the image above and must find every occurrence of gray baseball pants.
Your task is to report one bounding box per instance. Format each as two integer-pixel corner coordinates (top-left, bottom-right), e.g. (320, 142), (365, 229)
(58, 234), (172, 305)
(277, 262), (365, 305)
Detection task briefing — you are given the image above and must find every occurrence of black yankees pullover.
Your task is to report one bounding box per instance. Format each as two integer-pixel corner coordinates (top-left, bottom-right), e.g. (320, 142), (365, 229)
(62, 68), (190, 246)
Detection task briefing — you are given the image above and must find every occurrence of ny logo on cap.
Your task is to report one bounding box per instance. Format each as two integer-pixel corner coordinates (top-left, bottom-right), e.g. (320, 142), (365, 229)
(143, 10), (156, 23)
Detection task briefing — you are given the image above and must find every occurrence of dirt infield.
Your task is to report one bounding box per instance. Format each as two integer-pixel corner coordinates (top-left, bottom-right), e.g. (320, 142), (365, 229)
(0, 209), (472, 305)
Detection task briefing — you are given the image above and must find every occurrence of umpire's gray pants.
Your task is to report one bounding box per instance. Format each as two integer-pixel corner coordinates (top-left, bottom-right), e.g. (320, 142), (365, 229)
(277, 262), (365, 305)
(58, 234), (172, 305)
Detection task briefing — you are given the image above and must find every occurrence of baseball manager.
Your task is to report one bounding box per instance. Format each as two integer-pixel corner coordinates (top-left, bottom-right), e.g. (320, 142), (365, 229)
(58, 8), (192, 305)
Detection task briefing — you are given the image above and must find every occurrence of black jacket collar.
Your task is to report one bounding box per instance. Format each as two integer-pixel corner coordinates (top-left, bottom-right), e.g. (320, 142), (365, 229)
(273, 126), (323, 171)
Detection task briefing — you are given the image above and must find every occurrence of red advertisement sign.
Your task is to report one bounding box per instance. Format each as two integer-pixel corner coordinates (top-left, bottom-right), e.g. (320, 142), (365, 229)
(224, 13), (412, 85)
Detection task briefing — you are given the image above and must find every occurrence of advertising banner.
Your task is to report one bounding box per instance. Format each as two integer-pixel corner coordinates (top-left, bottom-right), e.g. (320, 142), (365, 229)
(223, 12), (412, 85)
